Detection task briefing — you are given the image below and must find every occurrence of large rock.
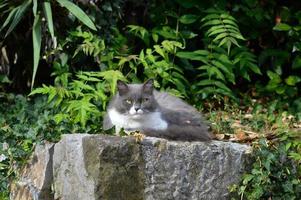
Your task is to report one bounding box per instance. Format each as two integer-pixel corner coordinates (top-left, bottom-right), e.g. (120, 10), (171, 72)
(53, 134), (251, 200)
(10, 142), (54, 200)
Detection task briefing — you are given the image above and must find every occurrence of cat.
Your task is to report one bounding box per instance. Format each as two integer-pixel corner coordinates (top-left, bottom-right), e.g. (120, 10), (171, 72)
(103, 79), (212, 141)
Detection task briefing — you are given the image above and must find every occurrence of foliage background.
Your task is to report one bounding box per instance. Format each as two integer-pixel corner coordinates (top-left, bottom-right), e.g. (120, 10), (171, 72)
(0, 0), (300, 199)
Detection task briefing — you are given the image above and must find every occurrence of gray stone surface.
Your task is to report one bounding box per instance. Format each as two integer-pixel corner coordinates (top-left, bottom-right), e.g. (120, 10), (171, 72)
(10, 142), (54, 200)
(141, 138), (250, 200)
(52, 134), (251, 200)
(53, 134), (145, 200)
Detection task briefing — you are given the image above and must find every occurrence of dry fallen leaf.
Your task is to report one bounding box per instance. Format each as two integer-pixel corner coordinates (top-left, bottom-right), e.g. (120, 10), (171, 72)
(271, 123), (278, 130)
(132, 131), (145, 142)
(215, 134), (225, 140)
(243, 130), (259, 140)
(231, 120), (244, 128)
(230, 129), (259, 142)
(244, 114), (253, 119)
(234, 129), (247, 141)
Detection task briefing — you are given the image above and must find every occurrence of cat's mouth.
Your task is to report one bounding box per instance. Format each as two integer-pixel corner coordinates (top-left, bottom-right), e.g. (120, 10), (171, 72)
(130, 112), (144, 119)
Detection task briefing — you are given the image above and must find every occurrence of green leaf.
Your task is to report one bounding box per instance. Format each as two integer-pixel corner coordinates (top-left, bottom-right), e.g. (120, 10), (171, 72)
(71, 80), (95, 91)
(176, 51), (208, 63)
(273, 23), (291, 31)
(3, 0), (31, 37)
(222, 19), (238, 27)
(43, 2), (55, 40)
(0, 2), (8, 9)
(77, 73), (99, 82)
(53, 113), (68, 124)
(242, 174), (254, 185)
(196, 79), (231, 92)
(285, 76), (301, 86)
(213, 32), (228, 42)
(267, 70), (281, 83)
(276, 86), (286, 94)
(33, 0), (37, 16)
(289, 152), (301, 161)
(228, 37), (240, 47)
(194, 50), (210, 56)
(207, 27), (228, 37)
(162, 40), (183, 52)
(207, 24), (240, 33)
(229, 33), (245, 40)
(197, 86), (236, 100)
(29, 84), (51, 96)
(220, 13), (237, 21)
(0, 75), (11, 83)
(154, 45), (166, 59)
(180, 30), (198, 39)
(67, 96), (100, 127)
(31, 13), (42, 89)
(153, 26), (178, 39)
(98, 70), (126, 94)
(218, 37), (230, 47)
(152, 33), (159, 43)
(292, 56), (301, 69)
(127, 25), (150, 45)
(248, 63), (262, 75)
(198, 65), (225, 81)
(0, 7), (18, 32)
(56, 0), (97, 31)
(211, 59), (231, 74)
(179, 14), (198, 24)
(202, 19), (222, 27)
(219, 38), (232, 54)
(201, 13), (220, 21)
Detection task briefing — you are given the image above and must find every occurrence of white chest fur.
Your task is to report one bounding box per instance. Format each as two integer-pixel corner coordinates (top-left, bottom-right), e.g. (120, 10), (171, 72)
(108, 108), (168, 133)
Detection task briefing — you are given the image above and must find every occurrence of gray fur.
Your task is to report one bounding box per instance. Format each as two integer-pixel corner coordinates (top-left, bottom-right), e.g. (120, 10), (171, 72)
(103, 80), (212, 141)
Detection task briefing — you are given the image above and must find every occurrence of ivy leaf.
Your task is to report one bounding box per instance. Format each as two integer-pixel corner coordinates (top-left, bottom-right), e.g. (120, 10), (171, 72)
(285, 76), (301, 86)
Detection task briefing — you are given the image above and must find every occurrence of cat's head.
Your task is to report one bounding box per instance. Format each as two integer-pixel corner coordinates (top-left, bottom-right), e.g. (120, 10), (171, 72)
(113, 79), (159, 116)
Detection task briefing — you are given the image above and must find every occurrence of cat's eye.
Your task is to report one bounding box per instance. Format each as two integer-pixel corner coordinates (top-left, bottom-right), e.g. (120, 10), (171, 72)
(125, 99), (132, 104)
(142, 98), (149, 102)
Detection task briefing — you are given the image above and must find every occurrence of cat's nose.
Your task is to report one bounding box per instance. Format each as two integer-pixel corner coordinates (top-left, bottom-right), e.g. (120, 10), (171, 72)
(134, 107), (140, 111)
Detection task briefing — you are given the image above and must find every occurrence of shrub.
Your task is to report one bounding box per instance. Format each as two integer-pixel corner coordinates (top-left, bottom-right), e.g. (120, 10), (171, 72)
(231, 131), (301, 199)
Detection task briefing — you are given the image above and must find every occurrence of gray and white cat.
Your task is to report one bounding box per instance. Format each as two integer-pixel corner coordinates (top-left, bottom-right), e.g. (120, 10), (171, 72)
(103, 79), (212, 141)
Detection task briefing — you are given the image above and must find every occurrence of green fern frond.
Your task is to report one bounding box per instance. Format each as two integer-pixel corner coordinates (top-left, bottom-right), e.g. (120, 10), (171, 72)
(201, 11), (245, 54)
(232, 47), (261, 81)
(127, 25), (150, 46)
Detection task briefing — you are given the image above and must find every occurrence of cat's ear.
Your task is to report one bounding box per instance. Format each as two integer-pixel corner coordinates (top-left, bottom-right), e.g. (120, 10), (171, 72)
(117, 80), (129, 95)
(143, 79), (154, 94)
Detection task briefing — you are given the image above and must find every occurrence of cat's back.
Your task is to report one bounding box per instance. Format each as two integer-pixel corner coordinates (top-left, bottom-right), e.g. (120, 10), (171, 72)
(154, 90), (208, 127)
(153, 90), (198, 113)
